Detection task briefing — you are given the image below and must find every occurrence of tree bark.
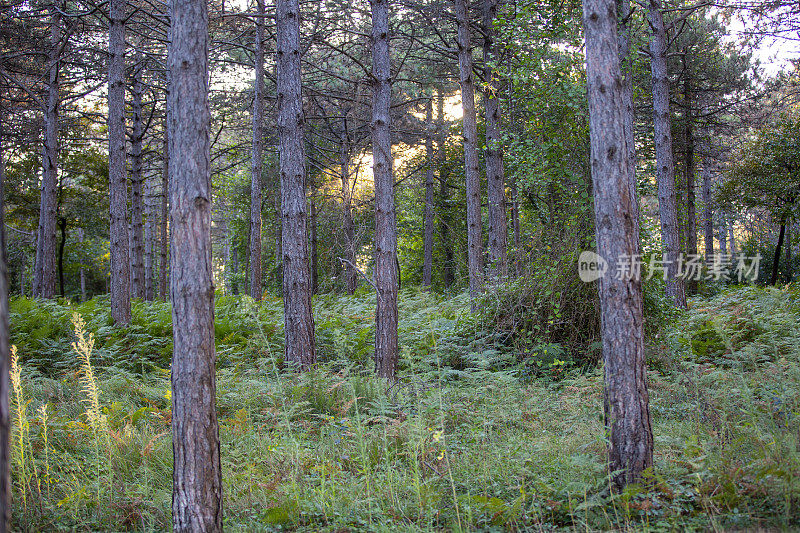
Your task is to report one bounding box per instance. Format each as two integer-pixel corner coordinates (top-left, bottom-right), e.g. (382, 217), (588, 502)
(617, 0), (639, 232)
(371, 0), (399, 379)
(422, 96), (435, 289)
(277, 0), (315, 369)
(340, 129), (357, 294)
(583, 0), (653, 488)
(785, 222), (792, 282)
(455, 0), (484, 301)
(130, 68), (146, 300)
(647, 0), (686, 308)
(57, 216), (66, 296)
(0, 120), (10, 529)
(719, 212), (728, 255)
(310, 194), (318, 295)
(249, 0), (265, 301)
(159, 123), (169, 301)
(109, 0), (131, 323)
(729, 218), (736, 256)
(167, 0), (223, 527)
(436, 86), (455, 288)
(771, 221), (786, 286)
(683, 77), (697, 292)
(34, 5), (62, 299)
(701, 160), (714, 261)
(144, 172), (155, 301)
(482, 0), (507, 281)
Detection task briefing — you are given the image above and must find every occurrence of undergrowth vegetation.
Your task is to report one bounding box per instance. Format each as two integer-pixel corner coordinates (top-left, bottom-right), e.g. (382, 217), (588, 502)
(7, 285), (800, 531)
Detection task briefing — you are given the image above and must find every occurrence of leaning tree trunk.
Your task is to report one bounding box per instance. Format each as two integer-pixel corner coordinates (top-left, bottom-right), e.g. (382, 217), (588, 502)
(422, 96), (435, 289)
(482, 0), (507, 281)
(583, 0), (653, 488)
(277, 0), (316, 369)
(130, 69), (146, 300)
(34, 5), (62, 299)
(371, 0), (399, 379)
(159, 123), (169, 301)
(167, 0), (223, 527)
(648, 0), (686, 308)
(701, 159), (714, 261)
(770, 220), (787, 286)
(455, 0), (484, 301)
(0, 95), (9, 533)
(249, 0), (265, 301)
(109, 0), (131, 323)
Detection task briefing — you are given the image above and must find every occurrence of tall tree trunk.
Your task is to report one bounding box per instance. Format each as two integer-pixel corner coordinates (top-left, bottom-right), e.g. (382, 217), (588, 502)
(130, 69), (146, 300)
(701, 160), (714, 261)
(78, 227), (87, 302)
(167, 0), (223, 527)
(455, 0), (484, 301)
(57, 216), (66, 296)
(770, 221), (786, 286)
(583, 0), (653, 488)
(371, 0), (398, 379)
(719, 212), (728, 255)
(482, 0), (507, 280)
(34, 5), (61, 299)
(683, 77), (697, 292)
(436, 86), (455, 288)
(422, 96), (435, 289)
(144, 172), (155, 300)
(159, 124), (169, 301)
(340, 132), (357, 294)
(729, 219), (736, 256)
(0, 120), (10, 529)
(109, 0), (131, 323)
(617, 0), (639, 232)
(647, 0), (686, 308)
(310, 194), (318, 295)
(249, 0), (265, 301)
(785, 222), (792, 282)
(277, 0), (315, 369)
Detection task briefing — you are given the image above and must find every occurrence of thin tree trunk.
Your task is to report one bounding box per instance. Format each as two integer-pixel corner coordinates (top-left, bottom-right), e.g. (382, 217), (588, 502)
(144, 172), (155, 300)
(78, 227), (87, 302)
(340, 132), (357, 294)
(719, 212), (728, 255)
(0, 121), (10, 528)
(505, 57), (521, 277)
(436, 86), (455, 288)
(785, 222), (792, 282)
(371, 0), (398, 379)
(583, 0), (653, 488)
(34, 5), (61, 299)
(482, 0), (507, 280)
(701, 160), (714, 261)
(57, 216), (66, 296)
(167, 0), (223, 526)
(159, 124), (169, 301)
(455, 0), (484, 301)
(249, 0), (265, 301)
(729, 219), (736, 256)
(647, 0), (686, 308)
(310, 194), (318, 295)
(683, 77), (697, 292)
(422, 96), (435, 289)
(277, 0), (315, 369)
(130, 68), (146, 300)
(109, 0), (131, 323)
(771, 221), (786, 286)
(618, 0), (639, 232)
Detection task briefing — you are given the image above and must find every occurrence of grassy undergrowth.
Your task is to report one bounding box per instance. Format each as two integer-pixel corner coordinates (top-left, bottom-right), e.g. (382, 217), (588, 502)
(8, 285), (800, 531)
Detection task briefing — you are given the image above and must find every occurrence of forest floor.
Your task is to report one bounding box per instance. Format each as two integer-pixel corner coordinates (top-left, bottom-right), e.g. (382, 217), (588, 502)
(7, 285), (800, 531)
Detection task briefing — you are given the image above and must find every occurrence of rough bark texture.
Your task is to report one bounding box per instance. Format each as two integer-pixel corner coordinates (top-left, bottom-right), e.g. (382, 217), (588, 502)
(277, 0), (316, 369)
(455, 0), (484, 300)
(701, 160), (714, 261)
(617, 0), (639, 228)
(583, 0), (654, 488)
(436, 86), (455, 288)
(371, 0), (399, 379)
(159, 124), (169, 301)
(647, 0), (686, 308)
(422, 97), (435, 289)
(130, 69), (146, 300)
(249, 0), (265, 301)
(109, 0), (130, 323)
(0, 106), (10, 532)
(34, 6), (61, 299)
(168, 0), (223, 527)
(482, 0), (507, 280)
